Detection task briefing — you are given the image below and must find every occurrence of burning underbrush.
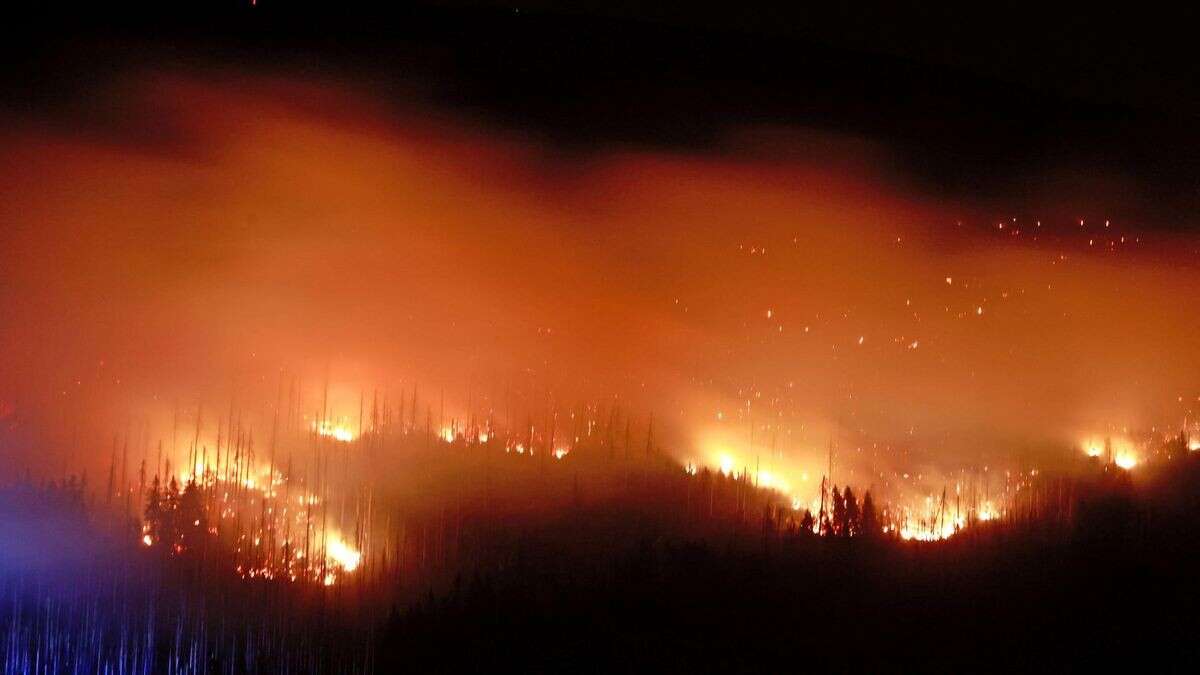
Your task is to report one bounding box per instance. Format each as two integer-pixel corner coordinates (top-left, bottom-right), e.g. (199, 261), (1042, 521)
(4, 413), (1200, 671)
(9, 378), (1168, 666)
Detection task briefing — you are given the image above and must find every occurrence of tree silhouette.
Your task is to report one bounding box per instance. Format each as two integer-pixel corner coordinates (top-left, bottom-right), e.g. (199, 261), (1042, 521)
(844, 486), (861, 536)
(177, 480), (208, 553)
(799, 509), (815, 534)
(155, 476), (181, 552)
(831, 486), (847, 537)
(860, 490), (879, 536)
(143, 476), (162, 543)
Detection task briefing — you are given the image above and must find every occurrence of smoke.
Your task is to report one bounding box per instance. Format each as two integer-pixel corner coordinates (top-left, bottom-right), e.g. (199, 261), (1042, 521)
(2, 71), (1199, 485)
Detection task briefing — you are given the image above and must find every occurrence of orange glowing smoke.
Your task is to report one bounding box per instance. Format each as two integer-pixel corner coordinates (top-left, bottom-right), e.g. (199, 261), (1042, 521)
(2, 71), (1200, 496)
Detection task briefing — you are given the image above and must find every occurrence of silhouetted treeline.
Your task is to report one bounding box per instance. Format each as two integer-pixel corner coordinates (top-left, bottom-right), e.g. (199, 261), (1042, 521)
(0, 478), (375, 673)
(378, 454), (1200, 672)
(6, 438), (1200, 671)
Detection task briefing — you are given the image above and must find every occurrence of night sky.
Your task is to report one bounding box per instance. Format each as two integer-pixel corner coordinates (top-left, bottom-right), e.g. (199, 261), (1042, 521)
(6, 2), (1199, 223)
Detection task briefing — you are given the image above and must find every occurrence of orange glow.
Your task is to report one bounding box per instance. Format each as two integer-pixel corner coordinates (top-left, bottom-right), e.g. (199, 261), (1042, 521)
(315, 420), (356, 443)
(327, 536), (362, 573)
(1080, 435), (1139, 469)
(2, 74), (1199, 589)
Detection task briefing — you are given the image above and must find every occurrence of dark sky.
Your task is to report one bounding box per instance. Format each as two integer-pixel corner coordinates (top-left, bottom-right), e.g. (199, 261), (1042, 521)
(5, 2), (1199, 227)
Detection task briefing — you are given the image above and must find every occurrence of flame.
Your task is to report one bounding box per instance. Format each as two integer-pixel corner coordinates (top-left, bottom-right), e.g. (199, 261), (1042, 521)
(143, 443), (364, 585)
(977, 501), (999, 522)
(687, 435), (1016, 541)
(718, 453), (735, 476)
(898, 518), (962, 541)
(756, 469), (789, 493)
(326, 536), (362, 573)
(314, 420), (355, 443)
(1080, 435), (1139, 469)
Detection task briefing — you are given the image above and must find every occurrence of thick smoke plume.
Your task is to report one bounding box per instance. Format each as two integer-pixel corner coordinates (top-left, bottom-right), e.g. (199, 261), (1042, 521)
(3, 72), (1199, 490)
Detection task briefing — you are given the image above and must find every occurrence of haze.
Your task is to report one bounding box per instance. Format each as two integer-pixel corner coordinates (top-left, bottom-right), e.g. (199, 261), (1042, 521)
(3, 71), (1199, 486)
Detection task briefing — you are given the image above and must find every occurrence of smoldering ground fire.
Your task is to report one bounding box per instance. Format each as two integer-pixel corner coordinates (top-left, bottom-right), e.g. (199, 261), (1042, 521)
(3, 56), (1200, 672)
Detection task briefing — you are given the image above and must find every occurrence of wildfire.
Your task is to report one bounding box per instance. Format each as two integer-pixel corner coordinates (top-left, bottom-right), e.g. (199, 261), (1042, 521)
(1080, 435), (1139, 469)
(755, 469), (789, 493)
(897, 521), (959, 542)
(1114, 454), (1138, 470)
(691, 437), (1015, 541)
(314, 420), (355, 443)
(144, 453), (363, 586)
(718, 454), (736, 476)
(327, 536), (362, 573)
(977, 501), (999, 522)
